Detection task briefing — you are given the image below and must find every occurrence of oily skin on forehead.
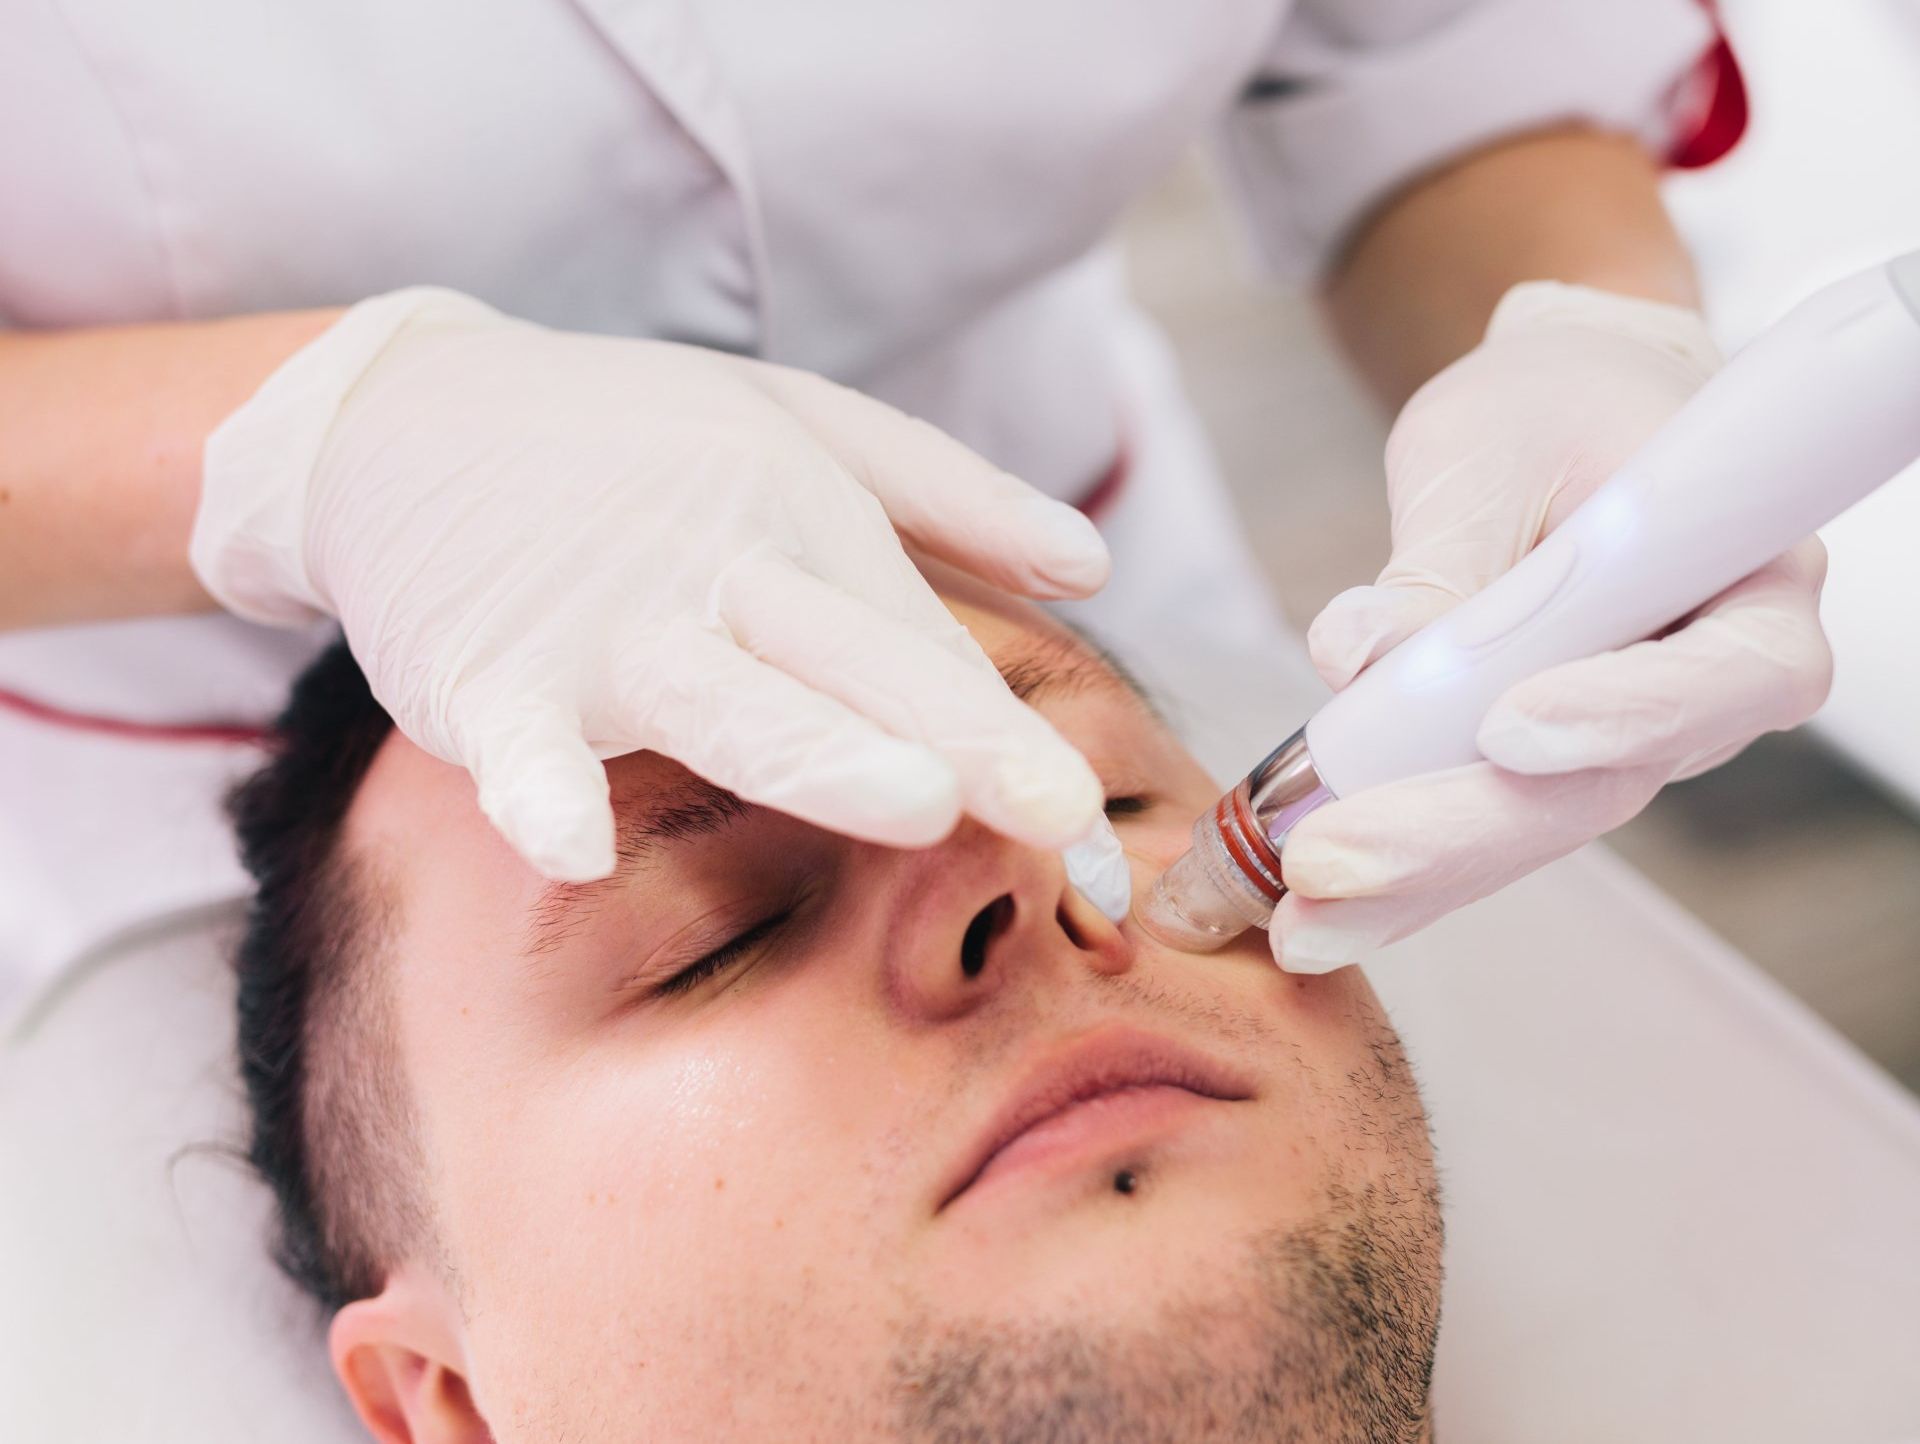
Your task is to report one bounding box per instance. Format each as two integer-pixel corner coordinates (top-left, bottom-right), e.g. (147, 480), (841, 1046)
(341, 581), (1430, 1440)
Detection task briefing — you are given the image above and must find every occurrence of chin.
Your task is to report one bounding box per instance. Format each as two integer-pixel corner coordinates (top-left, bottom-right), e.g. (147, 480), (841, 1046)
(930, 1155), (1300, 1324)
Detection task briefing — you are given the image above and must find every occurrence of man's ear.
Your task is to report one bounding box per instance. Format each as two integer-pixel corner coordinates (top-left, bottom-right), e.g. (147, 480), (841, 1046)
(330, 1266), (490, 1444)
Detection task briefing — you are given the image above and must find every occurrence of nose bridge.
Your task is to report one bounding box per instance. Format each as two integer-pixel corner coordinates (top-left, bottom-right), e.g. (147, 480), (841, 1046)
(880, 819), (1131, 1024)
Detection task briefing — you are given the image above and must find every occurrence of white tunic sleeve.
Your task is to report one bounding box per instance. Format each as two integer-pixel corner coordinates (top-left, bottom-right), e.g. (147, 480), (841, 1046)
(1218, 0), (1717, 280)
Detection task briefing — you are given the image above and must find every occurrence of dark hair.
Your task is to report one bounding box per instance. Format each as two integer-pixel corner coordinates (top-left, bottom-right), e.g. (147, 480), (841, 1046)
(229, 636), (405, 1313)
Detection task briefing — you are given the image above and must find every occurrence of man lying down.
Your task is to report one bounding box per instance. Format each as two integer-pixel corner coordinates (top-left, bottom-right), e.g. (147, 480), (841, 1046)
(229, 564), (1443, 1443)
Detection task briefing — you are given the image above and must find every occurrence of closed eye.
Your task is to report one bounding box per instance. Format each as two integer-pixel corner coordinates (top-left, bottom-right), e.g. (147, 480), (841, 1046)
(1104, 795), (1151, 817)
(657, 909), (792, 997)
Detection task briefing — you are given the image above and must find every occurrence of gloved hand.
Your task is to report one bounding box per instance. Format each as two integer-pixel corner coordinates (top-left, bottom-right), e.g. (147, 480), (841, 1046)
(1273, 282), (1833, 972)
(194, 287), (1126, 891)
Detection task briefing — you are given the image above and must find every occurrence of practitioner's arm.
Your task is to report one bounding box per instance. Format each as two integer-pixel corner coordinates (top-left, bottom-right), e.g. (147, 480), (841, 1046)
(0, 310), (339, 631)
(1322, 125), (1698, 409)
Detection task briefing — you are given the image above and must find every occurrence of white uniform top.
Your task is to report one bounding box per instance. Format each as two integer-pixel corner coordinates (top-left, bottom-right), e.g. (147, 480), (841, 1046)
(0, 0), (1712, 992)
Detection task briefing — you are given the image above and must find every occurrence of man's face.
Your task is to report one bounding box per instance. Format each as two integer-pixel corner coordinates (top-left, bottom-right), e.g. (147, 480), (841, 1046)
(336, 575), (1439, 1442)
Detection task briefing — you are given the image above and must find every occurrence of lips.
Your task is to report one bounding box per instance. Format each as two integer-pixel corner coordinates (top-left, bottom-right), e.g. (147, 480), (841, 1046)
(935, 1024), (1256, 1212)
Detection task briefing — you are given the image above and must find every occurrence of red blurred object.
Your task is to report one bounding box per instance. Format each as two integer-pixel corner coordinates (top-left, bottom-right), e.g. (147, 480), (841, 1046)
(0, 685), (268, 746)
(1670, 1), (1749, 169)
(1072, 440), (1131, 524)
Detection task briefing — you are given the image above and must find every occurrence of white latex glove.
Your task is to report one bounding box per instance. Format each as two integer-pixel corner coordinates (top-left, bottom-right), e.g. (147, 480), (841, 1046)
(1274, 283), (1833, 972)
(194, 287), (1129, 894)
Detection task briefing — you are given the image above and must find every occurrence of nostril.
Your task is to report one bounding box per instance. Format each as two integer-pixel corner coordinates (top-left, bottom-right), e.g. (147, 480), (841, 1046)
(960, 894), (1015, 979)
(1057, 895), (1092, 951)
(1057, 881), (1130, 975)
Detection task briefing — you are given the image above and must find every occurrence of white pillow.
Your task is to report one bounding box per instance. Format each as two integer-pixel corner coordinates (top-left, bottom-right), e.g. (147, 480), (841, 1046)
(0, 901), (362, 1444)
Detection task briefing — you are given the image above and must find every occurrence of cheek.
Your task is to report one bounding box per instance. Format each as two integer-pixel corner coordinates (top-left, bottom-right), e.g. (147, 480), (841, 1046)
(1125, 819), (1196, 876)
(1113, 745), (1222, 877)
(450, 1028), (820, 1278)
(1116, 784), (1217, 881)
(438, 998), (899, 1415)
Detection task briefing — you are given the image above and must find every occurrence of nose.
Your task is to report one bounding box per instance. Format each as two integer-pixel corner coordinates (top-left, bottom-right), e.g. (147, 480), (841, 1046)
(885, 820), (1132, 1023)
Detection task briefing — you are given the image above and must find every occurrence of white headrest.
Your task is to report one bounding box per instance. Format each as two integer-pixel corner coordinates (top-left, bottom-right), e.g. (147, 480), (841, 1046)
(0, 903), (362, 1443)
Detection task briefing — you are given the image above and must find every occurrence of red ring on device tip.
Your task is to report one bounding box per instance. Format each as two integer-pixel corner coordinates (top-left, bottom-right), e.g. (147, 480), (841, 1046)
(1216, 793), (1284, 903)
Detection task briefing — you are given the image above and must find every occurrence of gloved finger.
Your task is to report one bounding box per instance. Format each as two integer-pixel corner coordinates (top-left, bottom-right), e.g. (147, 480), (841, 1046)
(606, 619), (963, 849)
(463, 701), (618, 883)
(1271, 760), (1664, 974)
(1306, 581), (1459, 691)
(1267, 891), (1442, 975)
(749, 364), (1111, 601)
(1669, 735), (1751, 783)
(716, 546), (1103, 849)
(1061, 813), (1131, 923)
(1279, 759), (1667, 902)
(1476, 542), (1832, 776)
(1307, 432), (1569, 691)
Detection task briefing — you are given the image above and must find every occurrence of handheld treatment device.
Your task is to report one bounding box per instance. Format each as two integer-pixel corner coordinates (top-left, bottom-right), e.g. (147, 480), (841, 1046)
(1141, 251), (1920, 952)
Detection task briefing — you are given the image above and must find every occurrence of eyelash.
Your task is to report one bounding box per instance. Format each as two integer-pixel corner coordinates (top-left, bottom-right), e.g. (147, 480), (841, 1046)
(657, 909), (792, 997)
(1104, 795), (1150, 817)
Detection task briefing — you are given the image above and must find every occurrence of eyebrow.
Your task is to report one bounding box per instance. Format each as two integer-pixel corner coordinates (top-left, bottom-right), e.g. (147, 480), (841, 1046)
(997, 627), (1158, 715)
(521, 781), (749, 957)
(518, 627), (1154, 959)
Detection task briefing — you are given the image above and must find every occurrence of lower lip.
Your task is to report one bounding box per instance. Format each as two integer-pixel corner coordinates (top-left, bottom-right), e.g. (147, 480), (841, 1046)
(956, 1085), (1220, 1205)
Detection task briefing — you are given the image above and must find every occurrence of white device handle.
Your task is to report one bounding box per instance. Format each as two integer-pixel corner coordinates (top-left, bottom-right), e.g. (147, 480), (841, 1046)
(1305, 253), (1920, 798)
